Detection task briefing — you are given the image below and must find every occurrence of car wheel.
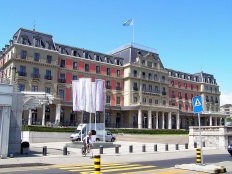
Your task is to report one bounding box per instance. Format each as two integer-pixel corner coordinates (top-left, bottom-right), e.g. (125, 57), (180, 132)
(111, 138), (115, 142)
(77, 138), (81, 141)
(96, 138), (100, 142)
(230, 153), (232, 156)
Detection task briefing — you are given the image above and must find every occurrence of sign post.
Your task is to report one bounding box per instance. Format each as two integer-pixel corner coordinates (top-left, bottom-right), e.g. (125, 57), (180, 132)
(192, 96), (204, 165)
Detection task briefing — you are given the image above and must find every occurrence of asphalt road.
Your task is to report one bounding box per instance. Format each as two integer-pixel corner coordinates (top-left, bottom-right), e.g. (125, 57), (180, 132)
(115, 134), (189, 144)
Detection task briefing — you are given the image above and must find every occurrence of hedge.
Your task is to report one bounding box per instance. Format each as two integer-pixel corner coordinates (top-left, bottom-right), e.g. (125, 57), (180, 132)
(22, 125), (189, 135)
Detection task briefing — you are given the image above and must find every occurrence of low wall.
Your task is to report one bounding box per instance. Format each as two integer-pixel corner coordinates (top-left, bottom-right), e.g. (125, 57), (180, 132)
(189, 126), (232, 149)
(22, 131), (71, 143)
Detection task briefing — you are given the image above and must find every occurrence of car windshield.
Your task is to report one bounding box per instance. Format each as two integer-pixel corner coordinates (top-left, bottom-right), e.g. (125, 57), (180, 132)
(75, 130), (80, 134)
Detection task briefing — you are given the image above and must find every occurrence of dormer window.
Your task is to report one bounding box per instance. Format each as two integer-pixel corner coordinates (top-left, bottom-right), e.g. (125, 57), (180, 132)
(106, 58), (110, 63)
(96, 55), (100, 61)
(35, 38), (40, 47)
(142, 60), (145, 65)
(22, 37), (27, 45)
(61, 47), (65, 54)
(85, 52), (89, 59)
(114, 59), (119, 65)
(48, 44), (53, 50)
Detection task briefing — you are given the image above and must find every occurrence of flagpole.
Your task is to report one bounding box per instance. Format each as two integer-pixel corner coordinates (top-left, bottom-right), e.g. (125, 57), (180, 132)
(132, 18), (134, 43)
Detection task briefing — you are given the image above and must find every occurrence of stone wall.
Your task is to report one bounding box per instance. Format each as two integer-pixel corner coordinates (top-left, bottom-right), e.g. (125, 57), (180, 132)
(189, 126), (232, 149)
(22, 131), (71, 143)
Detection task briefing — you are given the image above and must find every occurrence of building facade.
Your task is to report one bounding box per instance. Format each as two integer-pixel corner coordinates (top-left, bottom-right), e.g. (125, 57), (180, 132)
(220, 104), (232, 118)
(0, 28), (227, 129)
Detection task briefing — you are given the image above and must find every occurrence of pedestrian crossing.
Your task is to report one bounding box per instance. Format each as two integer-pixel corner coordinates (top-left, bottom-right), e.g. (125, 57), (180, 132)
(58, 163), (208, 174)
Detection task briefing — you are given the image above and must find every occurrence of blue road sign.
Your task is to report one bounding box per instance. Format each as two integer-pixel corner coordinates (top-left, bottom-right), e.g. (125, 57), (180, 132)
(192, 96), (203, 113)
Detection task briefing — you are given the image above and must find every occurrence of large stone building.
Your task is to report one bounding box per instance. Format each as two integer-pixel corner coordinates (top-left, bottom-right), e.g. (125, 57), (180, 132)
(0, 28), (226, 129)
(220, 104), (232, 118)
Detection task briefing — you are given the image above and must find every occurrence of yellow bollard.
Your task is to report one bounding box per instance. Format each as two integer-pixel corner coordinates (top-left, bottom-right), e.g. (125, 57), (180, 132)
(196, 149), (201, 164)
(94, 155), (101, 174)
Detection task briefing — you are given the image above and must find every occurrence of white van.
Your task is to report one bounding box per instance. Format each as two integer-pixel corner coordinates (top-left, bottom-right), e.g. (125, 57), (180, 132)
(95, 130), (116, 142)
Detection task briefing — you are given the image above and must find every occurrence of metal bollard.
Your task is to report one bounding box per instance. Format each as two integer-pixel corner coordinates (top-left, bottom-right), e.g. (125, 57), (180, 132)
(202, 141), (205, 147)
(99, 145), (103, 154)
(142, 144), (146, 152)
(63, 146), (67, 155)
(185, 143), (188, 149)
(196, 149), (201, 164)
(43, 146), (47, 156)
(129, 145), (133, 153)
(94, 155), (101, 174)
(115, 145), (119, 154)
(165, 144), (168, 151)
(176, 144), (179, 150)
(194, 142), (197, 148)
(154, 144), (157, 152)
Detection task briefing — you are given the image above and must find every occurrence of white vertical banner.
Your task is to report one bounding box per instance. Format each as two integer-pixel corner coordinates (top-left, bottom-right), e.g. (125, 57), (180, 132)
(85, 78), (92, 113)
(91, 82), (96, 113)
(79, 78), (86, 111)
(72, 80), (80, 111)
(95, 79), (105, 112)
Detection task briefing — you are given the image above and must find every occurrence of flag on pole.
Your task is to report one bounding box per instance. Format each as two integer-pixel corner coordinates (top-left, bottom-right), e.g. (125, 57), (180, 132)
(123, 19), (133, 26)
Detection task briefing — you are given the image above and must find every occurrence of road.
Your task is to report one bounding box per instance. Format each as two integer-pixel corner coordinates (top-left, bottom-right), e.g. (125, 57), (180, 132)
(1, 134), (231, 173)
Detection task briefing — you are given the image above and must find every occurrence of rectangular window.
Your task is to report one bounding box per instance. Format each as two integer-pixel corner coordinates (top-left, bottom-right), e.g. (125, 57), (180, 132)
(106, 95), (111, 104)
(18, 84), (25, 92)
(73, 62), (77, 70)
(35, 38), (40, 47)
(107, 68), (111, 75)
(32, 86), (38, 92)
(143, 98), (146, 103)
(46, 55), (52, 64)
(196, 85), (199, 91)
(60, 59), (65, 68)
(179, 104), (182, 110)
(134, 97), (137, 103)
(72, 75), (77, 80)
(48, 44), (53, 50)
(96, 66), (100, 73)
(142, 84), (146, 90)
(116, 97), (120, 105)
(147, 61), (152, 67)
(19, 66), (26, 76)
(149, 99), (152, 104)
(106, 80), (111, 89)
(178, 82), (181, 88)
(32, 68), (39, 78)
(34, 53), (40, 61)
(96, 55), (100, 61)
(21, 50), (27, 59)
(22, 37), (27, 45)
(45, 87), (51, 94)
(117, 70), (120, 77)
(85, 64), (89, 71)
(46, 70), (51, 76)
(191, 84), (193, 90)
(59, 89), (65, 100)
(155, 99), (158, 104)
(185, 104), (188, 111)
(163, 100), (166, 105)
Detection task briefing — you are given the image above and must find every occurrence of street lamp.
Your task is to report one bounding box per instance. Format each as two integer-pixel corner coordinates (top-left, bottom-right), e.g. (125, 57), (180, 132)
(11, 67), (17, 81)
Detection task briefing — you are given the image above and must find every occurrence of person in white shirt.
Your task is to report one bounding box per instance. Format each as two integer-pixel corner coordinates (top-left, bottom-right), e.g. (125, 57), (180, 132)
(83, 131), (94, 152)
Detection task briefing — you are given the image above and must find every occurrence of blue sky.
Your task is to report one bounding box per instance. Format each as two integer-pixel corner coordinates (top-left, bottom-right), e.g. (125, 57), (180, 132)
(1, 0), (232, 105)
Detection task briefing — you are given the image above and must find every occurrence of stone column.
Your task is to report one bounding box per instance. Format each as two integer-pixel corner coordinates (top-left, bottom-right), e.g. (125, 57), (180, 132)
(209, 116), (212, 126)
(162, 112), (165, 129)
(0, 106), (11, 158)
(138, 108), (142, 129)
(168, 111), (172, 129)
(28, 109), (32, 125)
(176, 112), (180, 129)
(215, 117), (218, 126)
(42, 104), (45, 126)
(156, 111), (159, 129)
(55, 104), (61, 125)
(148, 110), (152, 129)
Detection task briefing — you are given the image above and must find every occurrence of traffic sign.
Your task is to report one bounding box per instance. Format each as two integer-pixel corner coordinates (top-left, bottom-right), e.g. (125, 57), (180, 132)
(192, 96), (203, 113)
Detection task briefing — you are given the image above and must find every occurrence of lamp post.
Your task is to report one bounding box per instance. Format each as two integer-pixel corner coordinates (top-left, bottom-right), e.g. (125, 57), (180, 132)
(11, 67), (17, 81)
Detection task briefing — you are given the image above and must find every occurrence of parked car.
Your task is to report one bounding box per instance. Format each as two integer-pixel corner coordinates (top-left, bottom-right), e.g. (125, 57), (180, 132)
(228, 144), (232, 156)
(95, 130), (116, 142)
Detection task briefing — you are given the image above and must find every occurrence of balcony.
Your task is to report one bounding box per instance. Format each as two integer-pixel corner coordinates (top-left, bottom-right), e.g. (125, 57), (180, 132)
(142, 89), (160, 95)
(18, 72), (27, 76)
(44, 75), (52, 80)
(60, 64), (65, 68)
(210, 100), (214, 103)
(106, 85), (112, 89)
(162, 91), (166, 95)
(133, 86), (138, 91)
(31, 73), (40, 79)
(59, 79), (66, 83)
(171, 95), (175, 98)
(116, 87), (121, 90)
(178, 96), (182, 99)
(206, 99), (209, 102)
(185, 97), (188, 100)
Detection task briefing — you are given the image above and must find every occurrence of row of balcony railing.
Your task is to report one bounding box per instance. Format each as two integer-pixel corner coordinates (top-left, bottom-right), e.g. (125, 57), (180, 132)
(128, 73), (169, 83)
(17, 72), (53, 80)
(13, 54), (58, 65)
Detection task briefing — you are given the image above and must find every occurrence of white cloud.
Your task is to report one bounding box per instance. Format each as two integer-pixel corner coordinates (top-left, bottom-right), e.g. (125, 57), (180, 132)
(220, 92), (232, 106)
